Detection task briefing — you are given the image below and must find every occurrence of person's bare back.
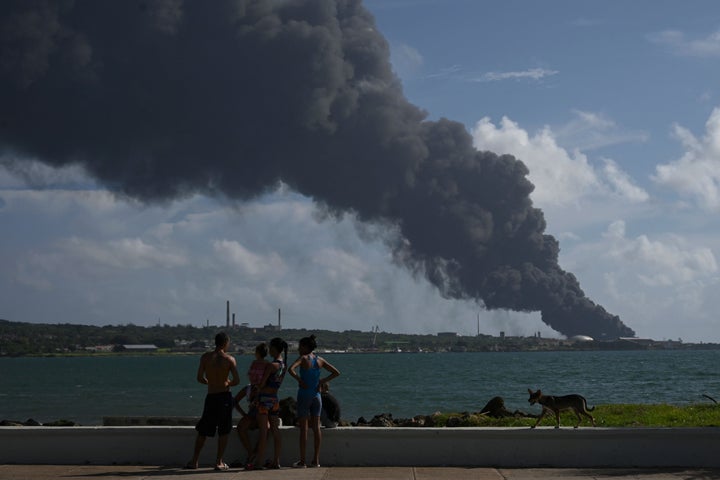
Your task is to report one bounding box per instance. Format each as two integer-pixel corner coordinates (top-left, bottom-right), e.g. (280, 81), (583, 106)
(197, 346), (239, 394)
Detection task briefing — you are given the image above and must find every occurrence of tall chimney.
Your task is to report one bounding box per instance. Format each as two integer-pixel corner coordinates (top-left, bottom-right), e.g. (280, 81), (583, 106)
(278, 308), (281, 330)
(232, 313), (236, 328)
(226, 300), (230, 328)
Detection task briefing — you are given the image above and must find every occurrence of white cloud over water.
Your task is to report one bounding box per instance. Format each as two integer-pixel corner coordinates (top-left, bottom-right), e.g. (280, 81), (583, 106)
(654, 107), (720, 211)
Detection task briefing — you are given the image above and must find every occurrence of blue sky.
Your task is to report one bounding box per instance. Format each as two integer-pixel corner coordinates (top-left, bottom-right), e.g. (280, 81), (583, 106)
(2, 0), (720, 342)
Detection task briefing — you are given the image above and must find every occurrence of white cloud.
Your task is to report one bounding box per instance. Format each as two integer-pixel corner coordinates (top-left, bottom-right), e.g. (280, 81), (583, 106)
(558, 219), (720, 341)
(473, 67), (558, 83)
(653, 107), (720, 211)
(389, 42), (424, 78)
(62, 237), (188, 270)
(0, 156), (95, 189)
(213, 239), (285, 277)
(555, 110), (649, 151)
(11, 236), (188, 297)
(472, 116), (598, 206)
(603, 159), (649, 202)
(471, 115), (648, 207)
(0, 188), (125, 215)
(312, 248), (382, 312)
(648, 29), (720, 57)
(602, 220), (717, 287)
(0, 180), (496, 334)
(424, 64), (462, 80)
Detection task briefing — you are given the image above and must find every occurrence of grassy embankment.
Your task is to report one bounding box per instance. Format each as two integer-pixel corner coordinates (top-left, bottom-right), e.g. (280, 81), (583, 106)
(433, 404), (720, 428)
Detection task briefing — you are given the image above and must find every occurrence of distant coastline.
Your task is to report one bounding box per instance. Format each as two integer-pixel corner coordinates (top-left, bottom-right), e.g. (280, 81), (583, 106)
(2, 318), (719, 357)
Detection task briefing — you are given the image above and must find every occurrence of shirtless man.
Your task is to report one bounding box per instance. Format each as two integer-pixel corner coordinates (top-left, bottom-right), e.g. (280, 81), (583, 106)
(186, 332), (240, 471)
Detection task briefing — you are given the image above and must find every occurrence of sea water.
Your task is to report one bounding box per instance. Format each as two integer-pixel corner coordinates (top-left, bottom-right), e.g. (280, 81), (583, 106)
(1, 350), (719, 425)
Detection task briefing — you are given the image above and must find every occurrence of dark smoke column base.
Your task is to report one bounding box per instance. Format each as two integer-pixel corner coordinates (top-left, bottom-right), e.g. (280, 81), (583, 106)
(541, 303), (635, 340)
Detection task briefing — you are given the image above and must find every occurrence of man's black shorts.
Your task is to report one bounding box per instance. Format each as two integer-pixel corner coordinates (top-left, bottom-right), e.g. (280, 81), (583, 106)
(195, 391), (233, 437)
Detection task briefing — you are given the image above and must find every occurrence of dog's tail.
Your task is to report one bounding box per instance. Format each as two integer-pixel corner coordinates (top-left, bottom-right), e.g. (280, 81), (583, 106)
(582, 397), (595, 411)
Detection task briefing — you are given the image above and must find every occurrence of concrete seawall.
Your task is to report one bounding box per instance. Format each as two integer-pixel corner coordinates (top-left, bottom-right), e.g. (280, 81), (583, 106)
(1, 426), (719, 468)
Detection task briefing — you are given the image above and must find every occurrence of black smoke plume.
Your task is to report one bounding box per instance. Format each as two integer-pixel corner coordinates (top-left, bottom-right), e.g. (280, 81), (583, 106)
(0, 0), (634, 339)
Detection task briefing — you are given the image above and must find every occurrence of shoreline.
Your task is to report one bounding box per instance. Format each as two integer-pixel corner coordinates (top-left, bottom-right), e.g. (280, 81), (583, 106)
(4, 399), (720, 429)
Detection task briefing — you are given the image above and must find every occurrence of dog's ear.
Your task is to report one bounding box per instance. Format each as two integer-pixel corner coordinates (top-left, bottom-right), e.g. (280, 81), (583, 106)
(527, 388), (533, 394)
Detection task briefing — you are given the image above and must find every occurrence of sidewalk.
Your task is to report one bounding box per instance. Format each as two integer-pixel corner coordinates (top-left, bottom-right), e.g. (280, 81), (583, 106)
(1, 465), (718, 479)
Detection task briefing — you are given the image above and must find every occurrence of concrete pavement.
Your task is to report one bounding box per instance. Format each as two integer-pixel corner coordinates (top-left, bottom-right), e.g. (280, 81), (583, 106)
(5, 427), (720, 468)
(1, 465), (719, 479)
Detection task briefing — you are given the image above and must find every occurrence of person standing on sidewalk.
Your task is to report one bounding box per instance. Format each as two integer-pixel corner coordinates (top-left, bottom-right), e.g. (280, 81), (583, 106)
(185, 332), (239, 471)
(288, 334), (340, 468)
(246, 337), (288, 470)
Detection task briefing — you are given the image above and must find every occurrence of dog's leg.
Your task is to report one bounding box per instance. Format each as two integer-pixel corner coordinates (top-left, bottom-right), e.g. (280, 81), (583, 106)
(532, 408), (545, 428)
(554, 409), (560, 429)
(573, 409), (581, 428)
(581, 410), (596, 427)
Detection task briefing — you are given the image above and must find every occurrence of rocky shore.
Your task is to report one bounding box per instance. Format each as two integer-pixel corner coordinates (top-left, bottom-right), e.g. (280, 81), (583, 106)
(1, 396), (535, 429)
(352, 396), (535, 427)
(1, 418), (76, 427)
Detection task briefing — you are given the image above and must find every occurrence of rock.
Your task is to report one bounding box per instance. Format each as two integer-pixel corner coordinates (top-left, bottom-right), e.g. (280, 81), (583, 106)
(0, 420), (23, 426)
(479, 396), (535, 418)
(44, 419), (76, 427)
(396, 417), (417, 427)
(421, 415), (435, 427)
(369, 413), (395, 427)
(23, 418), (41, 426)
(103, 416), (196, 426)
(446, 416), (461, 427)
(480, 396), (516, 418)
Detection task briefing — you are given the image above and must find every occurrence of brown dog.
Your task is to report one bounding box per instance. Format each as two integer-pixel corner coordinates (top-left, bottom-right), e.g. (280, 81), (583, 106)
(527, 389), (596, 428)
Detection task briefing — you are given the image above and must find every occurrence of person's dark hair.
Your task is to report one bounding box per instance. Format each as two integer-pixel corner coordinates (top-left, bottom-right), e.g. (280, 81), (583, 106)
(215, 332), (229, 348)
(269, 337), (288, 367)
(299, 334), (317, 352)
(255, 342), (268, 357)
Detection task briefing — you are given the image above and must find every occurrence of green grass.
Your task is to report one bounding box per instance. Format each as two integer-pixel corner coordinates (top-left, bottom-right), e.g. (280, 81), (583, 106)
(431, 404), (720, 428)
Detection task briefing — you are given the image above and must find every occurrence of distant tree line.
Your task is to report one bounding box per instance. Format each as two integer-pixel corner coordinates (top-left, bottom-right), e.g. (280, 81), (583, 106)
(0, 318), (517, 355)
(0, 319), (202, 355)
(4, 318), (714, 356)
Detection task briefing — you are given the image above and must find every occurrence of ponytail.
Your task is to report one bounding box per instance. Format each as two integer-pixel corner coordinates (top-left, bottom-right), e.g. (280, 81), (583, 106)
(299, 334), (317, 352)
(270, 337), (288, 373)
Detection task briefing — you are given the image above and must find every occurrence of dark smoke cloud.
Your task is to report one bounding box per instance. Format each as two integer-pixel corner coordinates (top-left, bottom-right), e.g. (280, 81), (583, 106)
(0, 0), (634, 338)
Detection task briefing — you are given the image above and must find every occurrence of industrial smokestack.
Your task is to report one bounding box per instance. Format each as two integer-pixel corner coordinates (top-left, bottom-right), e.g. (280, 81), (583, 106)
(278, 308), (282, 330)
(0, 0), (634, 339)
(226, 301), (230, 329)
(232, 313), (235, 328)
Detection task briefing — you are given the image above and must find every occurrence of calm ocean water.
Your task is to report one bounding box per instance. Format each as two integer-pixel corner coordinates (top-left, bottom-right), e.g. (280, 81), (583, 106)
(1, 350), (719, 425)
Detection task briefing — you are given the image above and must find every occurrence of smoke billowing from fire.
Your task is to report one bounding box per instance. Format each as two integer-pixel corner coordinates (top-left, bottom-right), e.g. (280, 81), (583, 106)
(0, 0), (634, 338)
